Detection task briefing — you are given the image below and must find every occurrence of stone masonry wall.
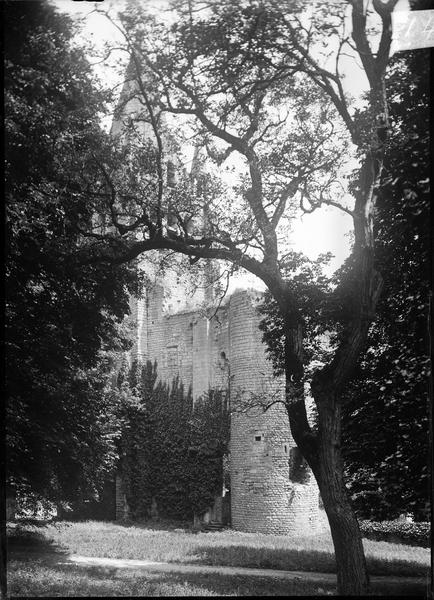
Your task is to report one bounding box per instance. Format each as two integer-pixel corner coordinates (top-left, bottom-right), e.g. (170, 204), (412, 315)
(137, 283), (230, 400)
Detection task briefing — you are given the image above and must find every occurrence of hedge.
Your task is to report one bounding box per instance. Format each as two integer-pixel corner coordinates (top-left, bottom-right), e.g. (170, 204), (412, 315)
(359, 520), (430, 547)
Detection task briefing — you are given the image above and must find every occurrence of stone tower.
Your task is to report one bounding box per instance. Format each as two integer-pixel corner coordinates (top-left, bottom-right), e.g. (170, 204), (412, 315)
(228, 290), (321, 534)
(112, 59), (324, 535)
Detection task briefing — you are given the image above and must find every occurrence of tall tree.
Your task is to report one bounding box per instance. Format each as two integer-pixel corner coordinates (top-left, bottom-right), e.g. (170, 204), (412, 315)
(259, 46), (430, 522)
(67, 0), (411, 593)
(5, 1), (138, 503)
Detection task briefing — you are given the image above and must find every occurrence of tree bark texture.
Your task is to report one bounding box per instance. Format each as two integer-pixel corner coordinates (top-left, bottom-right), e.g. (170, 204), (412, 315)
(315, 391), (370, 596)
(284, 355), (370, 595)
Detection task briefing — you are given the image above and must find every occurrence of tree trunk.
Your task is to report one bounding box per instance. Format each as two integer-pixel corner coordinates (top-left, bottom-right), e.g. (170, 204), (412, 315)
(314, 389), (370, 596)
(282, 325), (370, 594)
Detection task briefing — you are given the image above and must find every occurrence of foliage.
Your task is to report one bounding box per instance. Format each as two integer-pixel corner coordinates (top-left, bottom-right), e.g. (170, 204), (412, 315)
(5, 0), (137, 502)
(187, 389), (231, 514)
(359, 520), (430, 548)
(258, 251), (334, 378)
(119, 361), (230, 520)
(341, 49), (430, 522)
(72, 0), (349, 277)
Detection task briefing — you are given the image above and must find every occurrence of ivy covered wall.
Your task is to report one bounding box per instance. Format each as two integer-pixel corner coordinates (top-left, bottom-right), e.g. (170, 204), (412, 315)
(117, 360), (230, 520)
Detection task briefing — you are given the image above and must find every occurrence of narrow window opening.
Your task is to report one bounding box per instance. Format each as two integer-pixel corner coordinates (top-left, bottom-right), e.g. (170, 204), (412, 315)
(167, 160), (175, 188)
(289, 447), (310, 484)
(167, 345), (179, 375)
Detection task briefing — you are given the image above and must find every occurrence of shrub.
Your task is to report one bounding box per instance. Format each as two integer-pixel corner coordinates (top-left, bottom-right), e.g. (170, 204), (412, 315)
(359, 520), (430, 547)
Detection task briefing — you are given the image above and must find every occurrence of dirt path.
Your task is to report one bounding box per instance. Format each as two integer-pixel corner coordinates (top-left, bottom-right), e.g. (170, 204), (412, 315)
(67, 554), (429, 590)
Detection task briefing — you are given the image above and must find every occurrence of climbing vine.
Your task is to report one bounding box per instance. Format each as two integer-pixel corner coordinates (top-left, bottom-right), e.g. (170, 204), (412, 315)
(118, 360), (230, 520)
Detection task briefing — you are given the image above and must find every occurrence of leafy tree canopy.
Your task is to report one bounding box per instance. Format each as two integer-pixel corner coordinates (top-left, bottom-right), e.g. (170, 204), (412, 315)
(5, 0), (139, 502)
(341, 48), (430, 521)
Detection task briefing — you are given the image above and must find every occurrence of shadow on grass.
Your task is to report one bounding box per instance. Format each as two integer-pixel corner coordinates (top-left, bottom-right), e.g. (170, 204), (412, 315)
(7, 559), (336, 597)
(7, 559), (426, 597)
(10, 517), (54, 528)
(117, 570), (337, 597)
(113, 518), (201, 533)
(183, 542), (337, 573)
(188, 541), (430, 578)
(7, 523), (68, 566)
(140, 571), (426, 597)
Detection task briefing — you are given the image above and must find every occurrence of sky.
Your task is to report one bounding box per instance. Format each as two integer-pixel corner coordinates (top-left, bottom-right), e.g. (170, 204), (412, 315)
(52, 0), (409, 284)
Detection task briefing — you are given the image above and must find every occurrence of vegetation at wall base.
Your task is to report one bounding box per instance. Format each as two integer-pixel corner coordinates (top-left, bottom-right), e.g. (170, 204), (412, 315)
(118, 361), (230, 521)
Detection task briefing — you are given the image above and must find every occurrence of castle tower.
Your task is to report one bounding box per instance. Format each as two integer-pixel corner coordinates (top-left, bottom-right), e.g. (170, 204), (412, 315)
(228, 290), (322, 534)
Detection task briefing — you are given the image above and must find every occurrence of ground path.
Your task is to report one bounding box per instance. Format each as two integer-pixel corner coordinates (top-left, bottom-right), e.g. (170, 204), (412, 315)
(67, 554), (429, 590)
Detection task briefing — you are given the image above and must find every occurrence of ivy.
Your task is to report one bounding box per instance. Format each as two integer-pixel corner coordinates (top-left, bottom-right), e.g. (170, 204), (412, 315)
(118, 360), (230, 520)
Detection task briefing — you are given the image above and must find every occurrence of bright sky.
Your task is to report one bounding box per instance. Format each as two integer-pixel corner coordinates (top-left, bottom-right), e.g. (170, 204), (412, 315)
(53, 0), (409, 283)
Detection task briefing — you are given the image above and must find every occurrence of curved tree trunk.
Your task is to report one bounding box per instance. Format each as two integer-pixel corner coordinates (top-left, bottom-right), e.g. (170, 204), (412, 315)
(285, 379), (370, 594)
(315, 391), (370, 595)
(282, 318), (370, 595)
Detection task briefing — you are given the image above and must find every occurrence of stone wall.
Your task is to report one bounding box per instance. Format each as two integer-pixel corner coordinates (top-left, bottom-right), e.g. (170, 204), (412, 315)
(133, 283), (231, 399)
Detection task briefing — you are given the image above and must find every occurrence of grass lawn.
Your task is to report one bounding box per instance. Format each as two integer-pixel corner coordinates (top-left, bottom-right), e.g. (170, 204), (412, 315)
(7, 520), (430, 597)
(7, 561), (340, 597)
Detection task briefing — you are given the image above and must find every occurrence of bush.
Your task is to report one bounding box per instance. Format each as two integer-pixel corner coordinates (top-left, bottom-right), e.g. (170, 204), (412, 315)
(359, 520), (430, 547)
